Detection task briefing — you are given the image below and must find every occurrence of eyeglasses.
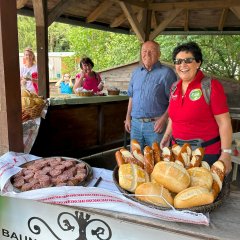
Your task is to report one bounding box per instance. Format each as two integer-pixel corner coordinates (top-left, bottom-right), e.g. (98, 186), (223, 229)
(173, 57), (195, 65)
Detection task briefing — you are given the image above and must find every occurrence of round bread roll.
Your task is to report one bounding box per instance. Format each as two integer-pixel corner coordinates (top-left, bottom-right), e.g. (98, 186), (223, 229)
(135, 182), (173, 207)
(151, 161), (190, 193)
(187, 167), (213, 190)
(118, 163), (149, 193)
(174, 186), (214, 209)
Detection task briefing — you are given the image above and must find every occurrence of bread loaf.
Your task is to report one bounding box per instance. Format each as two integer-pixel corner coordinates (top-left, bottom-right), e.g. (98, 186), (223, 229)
(143, 146), (154, 174)
(211, 160), (225, 199)
(189, 147), (204, 168)
(131, 139), (141, 152)
(174, 186), (214, 208)
(187, 167), (213, 190)
(152, 142), (161, 164)
(162, 147), (174, 161)
(175, 143), (192, 167)
(132, 149), (145, 166)
(118, 163), (149, 192)
(151, 161), (190, 193)
(201, 161), (210, 170)
(135, 182), (173, 207)
(120, 148), (144, 168)
(172, 144), (181, 159)
(115, 151), (125, 167)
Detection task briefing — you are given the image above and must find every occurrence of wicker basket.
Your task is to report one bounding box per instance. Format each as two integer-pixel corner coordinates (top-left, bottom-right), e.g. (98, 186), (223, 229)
(22, 102), (46, 119)
(113, 166), (230, 213)
(107, 89), (120, 95)
(76, 91), (94, 97)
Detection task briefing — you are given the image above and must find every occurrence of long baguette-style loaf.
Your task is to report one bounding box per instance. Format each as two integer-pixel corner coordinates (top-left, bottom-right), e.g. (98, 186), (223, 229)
(152, 142), (161, 164)
(151, 161), (190, 193)
(210, 160), (225, 199)
(143, 146), (154, 174)
(174, 186), (214, 208)
(115, 151), (125, 167)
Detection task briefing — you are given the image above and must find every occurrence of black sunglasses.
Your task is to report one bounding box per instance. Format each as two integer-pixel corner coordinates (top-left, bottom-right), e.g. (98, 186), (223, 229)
(173, 57), (195, 65)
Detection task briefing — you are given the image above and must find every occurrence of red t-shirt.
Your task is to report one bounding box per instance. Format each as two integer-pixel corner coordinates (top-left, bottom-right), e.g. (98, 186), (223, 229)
(168, 70), (229, 154)
(76, 72), (101, 93)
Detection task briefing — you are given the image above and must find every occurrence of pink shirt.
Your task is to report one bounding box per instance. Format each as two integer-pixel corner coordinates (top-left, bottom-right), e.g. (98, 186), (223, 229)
(76, 72), (101, 93)
(168, 70), (229, 154)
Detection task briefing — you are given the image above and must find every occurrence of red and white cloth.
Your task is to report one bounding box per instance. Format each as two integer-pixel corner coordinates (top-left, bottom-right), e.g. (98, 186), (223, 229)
(0, 152), (210, 225)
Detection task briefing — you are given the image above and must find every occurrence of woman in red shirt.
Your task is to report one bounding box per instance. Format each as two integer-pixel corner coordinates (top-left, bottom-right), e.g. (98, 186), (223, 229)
(160, 42), (232, 175)
(73, 57), (103, 93)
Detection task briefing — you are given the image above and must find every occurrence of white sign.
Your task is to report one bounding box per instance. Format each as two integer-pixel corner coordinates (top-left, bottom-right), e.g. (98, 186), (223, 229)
(0, 196), (197, 240)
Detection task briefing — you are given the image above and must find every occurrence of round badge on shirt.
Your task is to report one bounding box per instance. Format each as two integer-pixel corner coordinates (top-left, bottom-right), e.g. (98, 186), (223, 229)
(189, 89), (202, 101)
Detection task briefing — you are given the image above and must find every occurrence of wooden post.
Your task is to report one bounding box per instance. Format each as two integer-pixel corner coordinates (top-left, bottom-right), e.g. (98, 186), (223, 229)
(33, 0), (49, 98)
(0, 0), (23, 154)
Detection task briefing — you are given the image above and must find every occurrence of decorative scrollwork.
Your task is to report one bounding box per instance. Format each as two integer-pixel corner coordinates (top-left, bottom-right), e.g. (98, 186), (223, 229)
(28, 210), (112, 240)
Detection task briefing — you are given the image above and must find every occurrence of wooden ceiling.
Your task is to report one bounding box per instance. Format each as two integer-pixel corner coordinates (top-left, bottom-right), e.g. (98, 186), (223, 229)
(17, 0), (240, 41)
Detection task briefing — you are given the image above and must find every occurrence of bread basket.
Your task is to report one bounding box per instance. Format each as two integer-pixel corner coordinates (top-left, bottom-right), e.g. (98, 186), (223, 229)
(76, 91), (94, 97)
(107, 89), (120, 95)
(113, 166), (230, 213)
(22, 101), (46, 119)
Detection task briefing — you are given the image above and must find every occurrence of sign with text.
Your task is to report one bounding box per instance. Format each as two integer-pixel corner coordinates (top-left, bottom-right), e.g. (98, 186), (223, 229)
(0, 196), (195, 240)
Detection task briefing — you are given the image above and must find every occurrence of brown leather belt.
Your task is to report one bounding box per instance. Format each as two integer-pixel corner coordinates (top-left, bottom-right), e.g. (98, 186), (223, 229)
(137, 117), (159, 123)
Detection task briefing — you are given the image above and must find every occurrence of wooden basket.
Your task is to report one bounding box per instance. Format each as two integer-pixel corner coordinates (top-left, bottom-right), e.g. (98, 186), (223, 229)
(76, 91), (94, 97)
(107, 90), (120, 95)
(22, 102), (46, 119)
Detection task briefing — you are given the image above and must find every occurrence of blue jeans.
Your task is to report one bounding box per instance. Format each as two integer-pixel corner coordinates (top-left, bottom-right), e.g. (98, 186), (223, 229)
(130, 118), (164, 151)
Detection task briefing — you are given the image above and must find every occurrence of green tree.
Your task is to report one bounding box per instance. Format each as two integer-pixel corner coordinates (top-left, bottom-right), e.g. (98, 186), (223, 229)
(68, 27), (139, 71)
(17, 15), (36, 51)
(48, 22), (71, 52)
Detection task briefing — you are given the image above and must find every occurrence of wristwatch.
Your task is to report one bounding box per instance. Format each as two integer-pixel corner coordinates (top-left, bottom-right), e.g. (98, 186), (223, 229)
(222, 149), (232, 154)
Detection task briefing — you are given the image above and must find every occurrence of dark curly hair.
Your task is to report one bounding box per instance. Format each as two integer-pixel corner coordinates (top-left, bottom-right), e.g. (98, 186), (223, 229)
(172, 41), (203, 66)
(80, 57), (94, 69)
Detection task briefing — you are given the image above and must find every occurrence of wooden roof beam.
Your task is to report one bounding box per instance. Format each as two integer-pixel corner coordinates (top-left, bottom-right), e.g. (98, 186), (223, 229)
(151, 10), (158, 29)
(87, 1), (113, 23)
(149, 9), (183, 40)
(119, 1), (145, 42)
(48, 0), (72, 27)
(218, 8), (229, 31)
(16, 0), (28, 9)
(230, 6), (240, 20)
(112, 0), (147, 9)
(110, 6), (139, 28)
(149, 0), (240, 11)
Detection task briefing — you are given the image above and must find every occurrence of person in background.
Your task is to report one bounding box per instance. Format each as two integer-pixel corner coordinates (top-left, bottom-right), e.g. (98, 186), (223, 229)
(73, 57), (104, 93)
(125, 40), (177, 151)
(160, 41), (232, 174)
(20, 47), (38, 94)
(55, 73), (73, 94)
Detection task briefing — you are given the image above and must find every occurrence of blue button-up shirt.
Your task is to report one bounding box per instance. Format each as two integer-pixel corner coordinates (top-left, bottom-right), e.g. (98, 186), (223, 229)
(128, 61), (177, 118)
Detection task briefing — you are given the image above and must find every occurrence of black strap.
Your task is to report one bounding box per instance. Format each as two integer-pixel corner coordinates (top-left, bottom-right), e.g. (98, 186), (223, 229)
(201, 136), (220, 147)
(172, 136), (220, 148)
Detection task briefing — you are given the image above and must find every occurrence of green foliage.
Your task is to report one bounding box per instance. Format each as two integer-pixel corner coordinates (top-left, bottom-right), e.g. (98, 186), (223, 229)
(17, 15), (36, 51)
(62, 56), (78, 76)
(17, 15), (240, 81)
(68, 27), (139, 71)
(48, 22), (71, 52)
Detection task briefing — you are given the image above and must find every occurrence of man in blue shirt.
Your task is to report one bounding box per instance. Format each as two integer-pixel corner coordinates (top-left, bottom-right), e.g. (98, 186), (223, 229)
(125, 41), (177, 151)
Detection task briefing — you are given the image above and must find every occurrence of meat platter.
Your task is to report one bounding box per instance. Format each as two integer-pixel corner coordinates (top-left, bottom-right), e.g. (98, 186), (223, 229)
(11, 156), (93, 192)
